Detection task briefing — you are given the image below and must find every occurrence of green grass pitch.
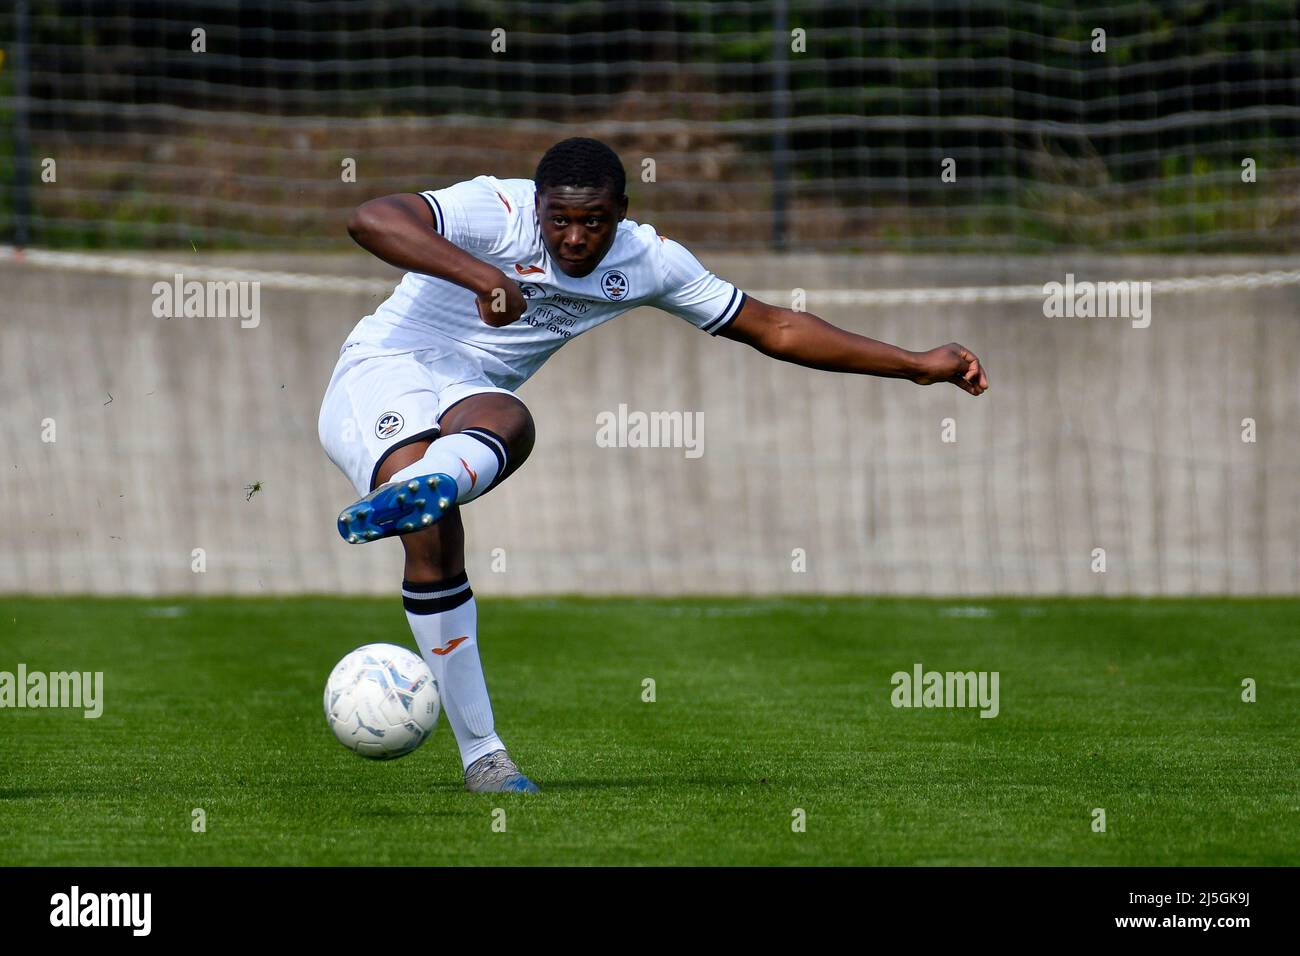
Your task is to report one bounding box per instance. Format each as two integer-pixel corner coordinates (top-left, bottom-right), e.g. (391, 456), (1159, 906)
(1, 596), (1295, 866)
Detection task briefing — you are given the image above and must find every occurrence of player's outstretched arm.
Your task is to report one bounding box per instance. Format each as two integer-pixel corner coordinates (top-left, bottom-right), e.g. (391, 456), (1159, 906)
(346, 193), (525, 327)
(718, 296), (989, 396)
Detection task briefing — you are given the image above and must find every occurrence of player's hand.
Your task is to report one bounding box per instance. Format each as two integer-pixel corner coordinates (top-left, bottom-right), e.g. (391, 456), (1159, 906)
(473, 270), (527, 327)
(912, 343), (989, 395)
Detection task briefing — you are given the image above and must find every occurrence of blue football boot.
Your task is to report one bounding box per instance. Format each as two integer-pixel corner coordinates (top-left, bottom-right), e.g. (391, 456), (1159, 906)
(337, 473), (459, 543)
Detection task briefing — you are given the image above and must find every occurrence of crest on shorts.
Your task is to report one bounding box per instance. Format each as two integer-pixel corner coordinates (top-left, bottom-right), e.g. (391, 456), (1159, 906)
(600, 270), (629, 301)
(376, 411), (404, 439)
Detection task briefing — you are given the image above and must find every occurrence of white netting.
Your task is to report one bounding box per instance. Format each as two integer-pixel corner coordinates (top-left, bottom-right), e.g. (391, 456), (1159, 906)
(3, 0), (1299, 252)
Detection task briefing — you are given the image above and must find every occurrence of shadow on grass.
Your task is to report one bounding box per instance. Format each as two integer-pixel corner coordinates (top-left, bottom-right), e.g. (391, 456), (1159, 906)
(355, 808), (467, 819)
(0, 789), (49, 800)
(535, 777), (702, 791)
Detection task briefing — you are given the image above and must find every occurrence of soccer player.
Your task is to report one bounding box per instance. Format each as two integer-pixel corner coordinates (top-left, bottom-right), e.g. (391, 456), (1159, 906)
(319, 137), (988, 793)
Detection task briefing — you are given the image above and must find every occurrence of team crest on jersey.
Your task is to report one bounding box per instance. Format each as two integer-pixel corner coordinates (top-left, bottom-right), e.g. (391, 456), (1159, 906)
(600, 270), (629, 301)
(375, 411), (404, 439)
(518, 283), (543, 299)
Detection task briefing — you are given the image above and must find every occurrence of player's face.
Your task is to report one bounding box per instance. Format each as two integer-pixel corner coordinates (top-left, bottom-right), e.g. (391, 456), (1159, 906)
(536, 186), (628, 278)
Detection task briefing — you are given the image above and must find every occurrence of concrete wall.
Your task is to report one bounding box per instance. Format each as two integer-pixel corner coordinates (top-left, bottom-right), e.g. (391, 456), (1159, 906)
(2, 253), (1297, 596)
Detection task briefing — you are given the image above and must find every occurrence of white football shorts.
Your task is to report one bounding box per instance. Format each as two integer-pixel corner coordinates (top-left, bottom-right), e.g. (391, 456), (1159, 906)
(318, 343), (515, 497)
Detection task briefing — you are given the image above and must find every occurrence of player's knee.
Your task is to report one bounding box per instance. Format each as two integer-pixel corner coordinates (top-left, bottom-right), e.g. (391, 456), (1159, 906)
(491, 402), (535, 483)
(489, 396), (535, 458)
(442, 393), (535, 472)
(509, 402), (536, 467)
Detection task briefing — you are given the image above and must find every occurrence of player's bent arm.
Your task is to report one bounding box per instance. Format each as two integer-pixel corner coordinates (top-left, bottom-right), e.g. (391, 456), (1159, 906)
(346, 194), (524, 327)
(718, 296), (989, 396)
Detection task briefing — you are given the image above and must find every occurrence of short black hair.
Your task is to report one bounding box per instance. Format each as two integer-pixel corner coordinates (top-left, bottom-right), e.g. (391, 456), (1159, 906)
(534, 137), (626, 199)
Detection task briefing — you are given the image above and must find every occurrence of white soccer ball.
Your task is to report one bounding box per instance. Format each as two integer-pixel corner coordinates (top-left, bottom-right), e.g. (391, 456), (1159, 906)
(324, 643), (440, 759)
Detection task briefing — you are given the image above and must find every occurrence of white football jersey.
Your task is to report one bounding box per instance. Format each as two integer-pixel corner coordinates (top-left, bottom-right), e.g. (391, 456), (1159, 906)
(340, 175), (748, 391)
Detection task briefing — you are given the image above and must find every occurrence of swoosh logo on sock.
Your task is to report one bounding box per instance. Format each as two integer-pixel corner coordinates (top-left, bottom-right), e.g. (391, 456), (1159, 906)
(458, 457), (478, 489)
(432, 636), (469, 656)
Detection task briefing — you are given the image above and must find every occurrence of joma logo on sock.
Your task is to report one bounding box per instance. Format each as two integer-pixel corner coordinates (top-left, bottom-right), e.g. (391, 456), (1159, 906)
(890, 663), (999, 718)
(151, 272), (261, 328)
(432, 636), (469, 656)
(595, 404), (704, 459)
(50, 886), (151, 936)
(0, 664), (103, 718)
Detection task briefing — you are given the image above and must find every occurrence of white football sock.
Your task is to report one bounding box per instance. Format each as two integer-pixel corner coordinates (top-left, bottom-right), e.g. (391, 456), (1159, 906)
(403, 572), (505, 770)
(389, 429), (506, 504)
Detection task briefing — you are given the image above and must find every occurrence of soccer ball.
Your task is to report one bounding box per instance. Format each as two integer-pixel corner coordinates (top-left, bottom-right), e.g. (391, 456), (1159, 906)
(324, 643), (440, 759)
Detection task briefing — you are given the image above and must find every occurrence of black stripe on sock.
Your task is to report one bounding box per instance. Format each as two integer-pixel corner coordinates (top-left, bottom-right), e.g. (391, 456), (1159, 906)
(402, 571), (469, 593)
(403, 591), (472, 615)
(461, 428), (508, 476)
(402, 573), (471, 615)
(402, 586), (473, 616)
